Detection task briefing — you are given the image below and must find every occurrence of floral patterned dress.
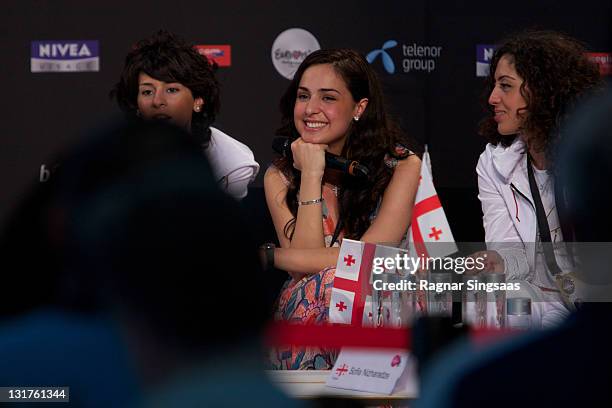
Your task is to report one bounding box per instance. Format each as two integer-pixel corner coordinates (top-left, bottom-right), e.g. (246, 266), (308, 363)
(268, 182), (341, 370)
(268, 144), (413, 370)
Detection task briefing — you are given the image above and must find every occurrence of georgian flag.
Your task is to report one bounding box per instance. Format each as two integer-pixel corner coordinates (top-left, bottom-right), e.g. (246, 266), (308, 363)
(408, 147), (457, 259)
(329, 239), (376, 326)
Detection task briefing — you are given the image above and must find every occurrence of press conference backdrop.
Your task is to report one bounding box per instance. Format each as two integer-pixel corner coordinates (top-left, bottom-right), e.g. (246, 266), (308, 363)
(1, 0), (610, 238)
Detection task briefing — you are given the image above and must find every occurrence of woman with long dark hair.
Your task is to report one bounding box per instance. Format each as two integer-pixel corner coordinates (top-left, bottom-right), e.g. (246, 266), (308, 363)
(264, 49), (420, 369)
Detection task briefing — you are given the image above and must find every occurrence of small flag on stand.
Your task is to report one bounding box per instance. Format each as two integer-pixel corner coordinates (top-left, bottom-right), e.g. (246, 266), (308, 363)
(329, 240), (409, 327)
(408, 146), (457, 259)
(329, 239), (377, 326)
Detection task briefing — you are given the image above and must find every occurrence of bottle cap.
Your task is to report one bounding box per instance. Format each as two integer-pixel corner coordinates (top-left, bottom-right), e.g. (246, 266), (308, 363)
(507, 297), (531, 315)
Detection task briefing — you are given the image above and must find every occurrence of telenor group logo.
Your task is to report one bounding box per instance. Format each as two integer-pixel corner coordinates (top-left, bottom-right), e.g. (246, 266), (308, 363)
(195, 45), (231, 67)
(367, 39), (442, 74)
(31, 40), (99, 73)
(271, 28), (320, 79)
(366, 40), (398, 74)
(476, 44), (496, 77)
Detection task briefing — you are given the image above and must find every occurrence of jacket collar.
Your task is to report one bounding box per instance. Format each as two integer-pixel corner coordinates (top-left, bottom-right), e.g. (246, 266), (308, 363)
(492, 137), (532, 200)
(491, 137), (525, 182)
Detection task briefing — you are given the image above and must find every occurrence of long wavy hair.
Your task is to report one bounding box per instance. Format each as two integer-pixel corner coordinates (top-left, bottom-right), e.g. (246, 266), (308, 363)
(479, 30), (602, 166)
(274, 49), (417, 240)
(110, 30), (220, 148)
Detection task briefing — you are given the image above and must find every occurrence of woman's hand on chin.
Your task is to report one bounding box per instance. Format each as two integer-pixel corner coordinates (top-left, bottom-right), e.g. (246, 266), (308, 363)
(291, 137), (327, 177)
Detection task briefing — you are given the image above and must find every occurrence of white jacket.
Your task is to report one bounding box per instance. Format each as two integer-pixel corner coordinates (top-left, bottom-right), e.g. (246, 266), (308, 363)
(205, 127), (260, 200)
(477, 138), (535, 281)
(476, 137), (570, 326)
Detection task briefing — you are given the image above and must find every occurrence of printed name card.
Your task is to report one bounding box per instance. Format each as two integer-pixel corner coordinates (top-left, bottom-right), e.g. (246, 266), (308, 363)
(326, 348), (411, 394)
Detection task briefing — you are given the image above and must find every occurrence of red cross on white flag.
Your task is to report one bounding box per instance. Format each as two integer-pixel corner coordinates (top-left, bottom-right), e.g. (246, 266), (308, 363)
(329, 239), (376, 326)
(407, 148), (457, 259)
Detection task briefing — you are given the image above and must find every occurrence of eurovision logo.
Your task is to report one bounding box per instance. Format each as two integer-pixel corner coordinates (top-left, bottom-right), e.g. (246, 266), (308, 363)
(31, 40), (99, 73)
(476, 44), (496, 77)
(271, 28), (320, 79)
(367, 39), (443, 74)
(195, 45), (231, 67)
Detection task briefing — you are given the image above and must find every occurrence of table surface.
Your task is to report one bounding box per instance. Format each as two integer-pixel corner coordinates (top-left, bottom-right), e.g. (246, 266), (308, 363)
(266, 369), (419, 400)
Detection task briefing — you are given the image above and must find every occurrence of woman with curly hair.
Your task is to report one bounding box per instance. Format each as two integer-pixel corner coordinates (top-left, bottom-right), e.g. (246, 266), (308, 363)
(475, 30), (602, 327)
(111, 30), (259, 199)
(264, 49), (421, 369)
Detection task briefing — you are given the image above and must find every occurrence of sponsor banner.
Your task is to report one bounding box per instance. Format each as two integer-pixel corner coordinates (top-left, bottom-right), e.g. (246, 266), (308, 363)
(586, 52), (612, 76)
(367, 39), (443, 75)
(271, 28), (320, 79)
(476, 44), (497, 77)
(31, 40), (99, 72)
(195, 45), (231, 67)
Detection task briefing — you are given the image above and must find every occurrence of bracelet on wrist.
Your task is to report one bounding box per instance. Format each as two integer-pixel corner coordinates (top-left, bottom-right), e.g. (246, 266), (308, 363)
(298, 197), (324, 206)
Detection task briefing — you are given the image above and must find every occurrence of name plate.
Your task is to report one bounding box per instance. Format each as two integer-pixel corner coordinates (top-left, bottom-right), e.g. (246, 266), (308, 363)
(326, 348), (412, 395)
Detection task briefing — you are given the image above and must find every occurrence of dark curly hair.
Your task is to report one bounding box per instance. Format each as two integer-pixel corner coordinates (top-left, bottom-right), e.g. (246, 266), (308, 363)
(479, 30), (602, 165)
(274, 49), (417, 240)
(110, 30), (220, 147)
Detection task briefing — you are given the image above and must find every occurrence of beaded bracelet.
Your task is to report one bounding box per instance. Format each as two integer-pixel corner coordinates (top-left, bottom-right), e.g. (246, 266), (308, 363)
(298, 197), (324, 206)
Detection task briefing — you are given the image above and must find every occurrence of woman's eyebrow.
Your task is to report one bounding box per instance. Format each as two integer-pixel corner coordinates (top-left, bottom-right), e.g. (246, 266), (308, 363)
(496, 74), (517, 81)
(319, 88), (340, 94)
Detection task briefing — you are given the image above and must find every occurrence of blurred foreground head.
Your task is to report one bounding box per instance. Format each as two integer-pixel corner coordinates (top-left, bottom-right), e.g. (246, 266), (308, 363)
(557, 89), (612, 290)
(54, 120), (268, 351)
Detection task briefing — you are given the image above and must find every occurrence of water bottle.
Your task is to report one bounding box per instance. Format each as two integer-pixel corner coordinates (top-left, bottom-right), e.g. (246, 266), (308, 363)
(484, 273), (506, 328)
(507, 297), (532, 330)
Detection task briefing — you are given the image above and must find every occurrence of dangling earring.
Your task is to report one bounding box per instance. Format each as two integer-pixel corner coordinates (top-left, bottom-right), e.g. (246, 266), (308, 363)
(353, 115), (360, 122)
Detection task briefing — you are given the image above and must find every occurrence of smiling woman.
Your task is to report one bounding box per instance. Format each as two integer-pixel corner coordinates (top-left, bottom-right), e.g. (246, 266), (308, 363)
(111, 30), (259, 200)
(264, 49), (421, 370)
(292, 64), (368, 154)
(487, 55), (527, 137)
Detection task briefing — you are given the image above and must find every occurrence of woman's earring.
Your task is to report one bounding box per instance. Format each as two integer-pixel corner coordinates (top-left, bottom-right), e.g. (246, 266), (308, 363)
(136, 109), (141, 117)
(194, 105), (201, 112)
(353, 115), (360, 122)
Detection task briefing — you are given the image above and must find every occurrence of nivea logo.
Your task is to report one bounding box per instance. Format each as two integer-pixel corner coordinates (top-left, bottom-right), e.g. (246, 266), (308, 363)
(39, 43), (91, 58)
(32, 41), (99, 60)
(31, 40), (99, 72)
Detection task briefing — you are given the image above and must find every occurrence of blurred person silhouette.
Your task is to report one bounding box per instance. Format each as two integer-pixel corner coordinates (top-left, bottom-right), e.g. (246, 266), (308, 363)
(416, 86), (612, 408)
(473, 30), (603, 326)
(0, 121), (294, 407)
(111, 29), (259, 200)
